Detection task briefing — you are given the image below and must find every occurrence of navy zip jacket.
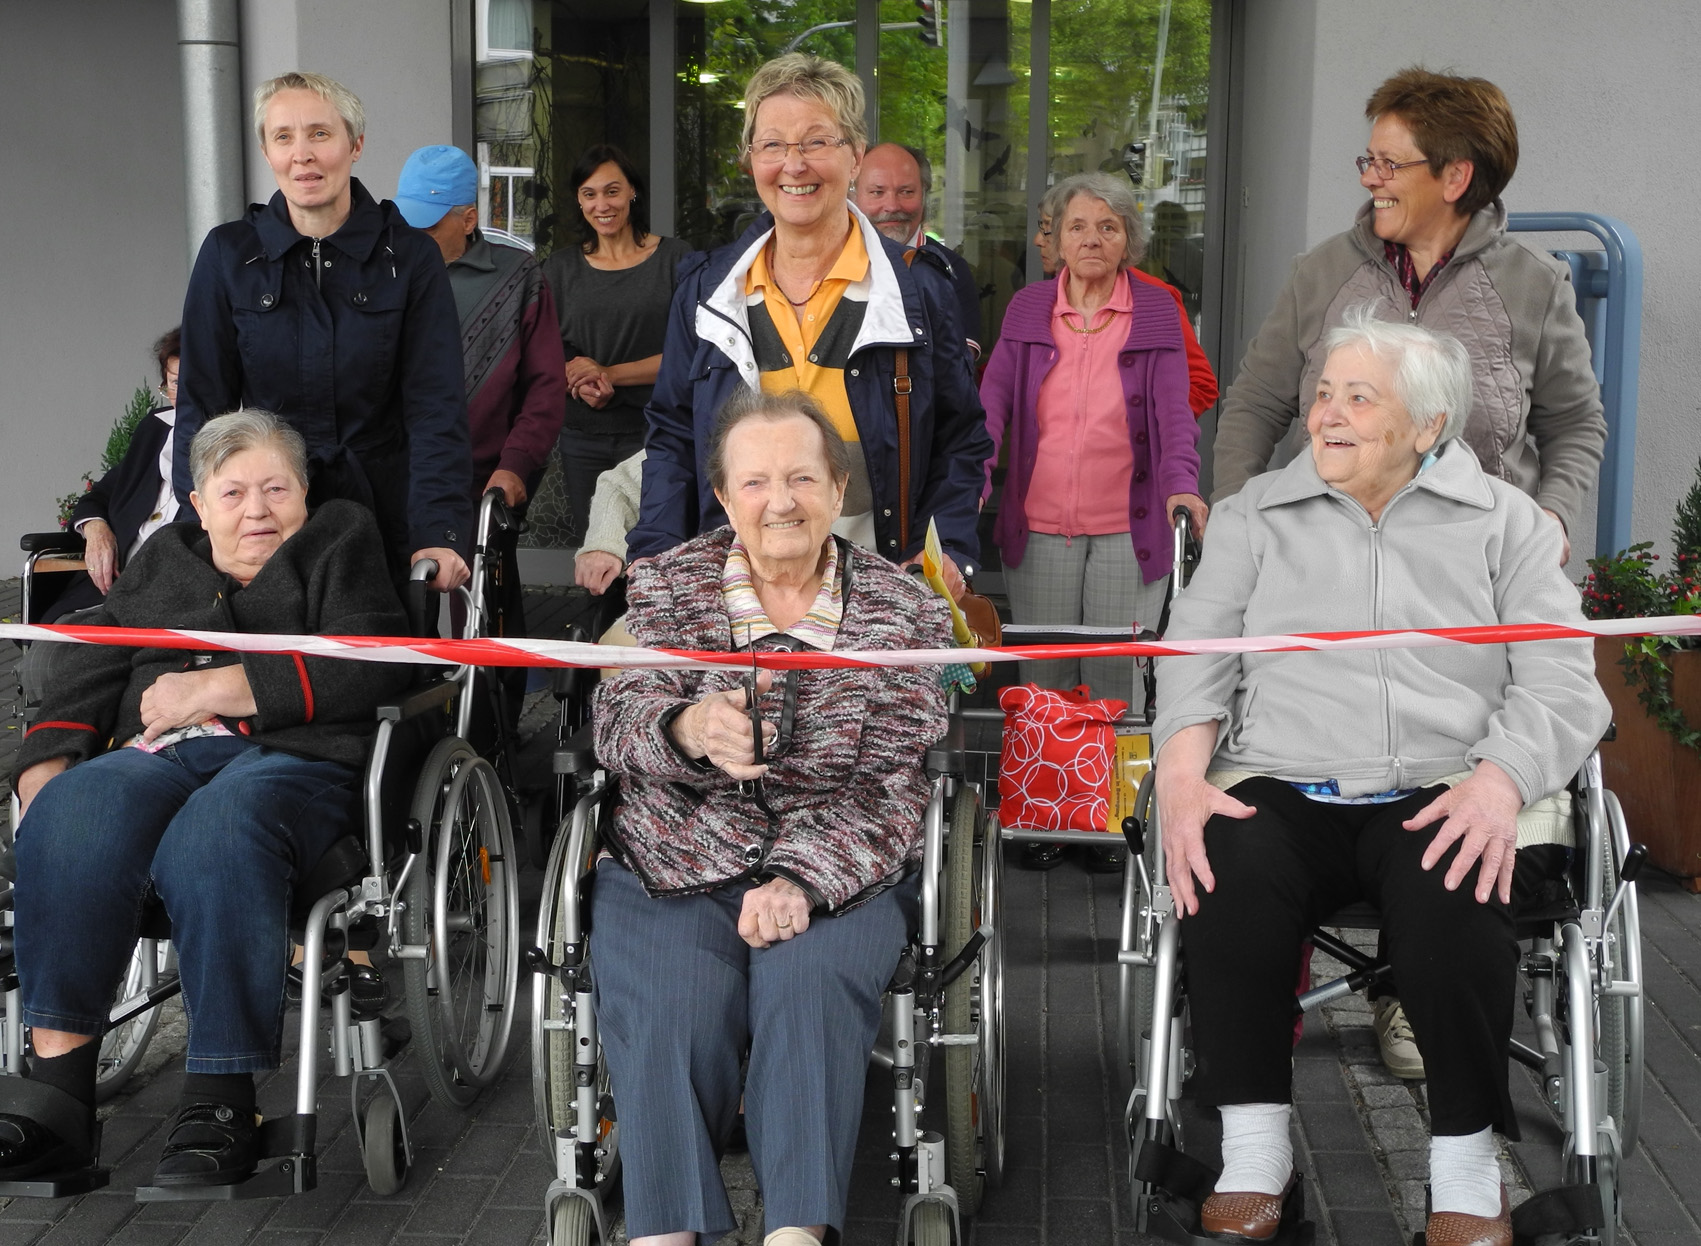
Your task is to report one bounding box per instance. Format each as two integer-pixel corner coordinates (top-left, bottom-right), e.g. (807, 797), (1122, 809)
(174, 179), (472, 564)
(627, 209), (992, 570)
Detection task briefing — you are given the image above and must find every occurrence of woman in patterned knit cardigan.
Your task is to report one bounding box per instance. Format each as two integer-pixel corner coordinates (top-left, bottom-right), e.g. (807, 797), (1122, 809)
(590, 388), (953, 1246)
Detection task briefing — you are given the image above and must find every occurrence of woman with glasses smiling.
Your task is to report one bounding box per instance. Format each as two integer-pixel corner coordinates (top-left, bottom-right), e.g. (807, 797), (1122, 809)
(591, 389), (955, 1246)
(1212, 67), (1604, 566)
(628, 53), (991, 602)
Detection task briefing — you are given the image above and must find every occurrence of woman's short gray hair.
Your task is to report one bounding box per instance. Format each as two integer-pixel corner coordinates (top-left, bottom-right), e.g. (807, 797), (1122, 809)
(1052, 172), (1147, 268)
(739, 54), (868, 157)
(708, 388), (852, 495)
(190, 409), (310, 496)
(1321, 303), (1473, 442)
(254, 71), (366, 145)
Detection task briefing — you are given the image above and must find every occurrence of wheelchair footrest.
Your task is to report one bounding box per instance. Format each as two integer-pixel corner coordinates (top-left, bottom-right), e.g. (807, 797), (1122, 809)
(1134, 1139), (1313, 1246)
(0, 1167), (110, 1198)
(134, 1154), (315, 1202)
(1507, 1182), (1606, 1245)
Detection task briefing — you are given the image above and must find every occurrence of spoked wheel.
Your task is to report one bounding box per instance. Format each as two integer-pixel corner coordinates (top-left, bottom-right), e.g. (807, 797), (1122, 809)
(910, 1199), (954, 1246)
(95, 938), (174, 1103)
(550, 1196), (596, 1246)
(403, 737), (521, 1109)
(361, 1090), (410, 1196)
(942, 784), (1001, 1214)
(532, 787), (619, 1198)
(1601, 790), (1643, 1158)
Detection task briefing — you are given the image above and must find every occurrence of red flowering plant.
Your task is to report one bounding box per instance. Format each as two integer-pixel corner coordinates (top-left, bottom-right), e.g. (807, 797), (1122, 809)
(1579, 464), (1701, 752)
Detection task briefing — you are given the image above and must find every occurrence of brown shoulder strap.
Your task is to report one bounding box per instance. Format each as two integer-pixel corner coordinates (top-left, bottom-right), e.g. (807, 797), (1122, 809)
(894, 346), (912, 551)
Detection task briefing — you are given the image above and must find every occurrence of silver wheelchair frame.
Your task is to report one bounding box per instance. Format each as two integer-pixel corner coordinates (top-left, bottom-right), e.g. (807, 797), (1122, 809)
(530, 716), (1005, 1246)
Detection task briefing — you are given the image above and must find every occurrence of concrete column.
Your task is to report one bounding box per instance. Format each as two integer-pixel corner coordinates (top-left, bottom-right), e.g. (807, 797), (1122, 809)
(179, 0), (246, 268)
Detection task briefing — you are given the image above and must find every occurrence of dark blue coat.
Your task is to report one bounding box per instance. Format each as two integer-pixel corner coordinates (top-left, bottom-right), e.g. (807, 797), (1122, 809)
(627, 211), (992, 570)
(174, 179), (472, 563)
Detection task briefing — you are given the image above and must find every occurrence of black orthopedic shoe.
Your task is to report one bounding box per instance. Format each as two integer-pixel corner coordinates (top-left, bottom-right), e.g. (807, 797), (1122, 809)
(0, 1080), (96, 1180)
(151, 1103), (261, 1187)
(1018, 841), (1070, 871)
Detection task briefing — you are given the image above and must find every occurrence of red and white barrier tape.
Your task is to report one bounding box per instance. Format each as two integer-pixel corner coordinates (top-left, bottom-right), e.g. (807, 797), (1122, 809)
(5, 616), (1700, 672)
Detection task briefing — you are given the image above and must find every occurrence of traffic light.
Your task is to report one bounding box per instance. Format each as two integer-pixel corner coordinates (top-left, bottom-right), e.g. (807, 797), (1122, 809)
(915, 0), (942, 48)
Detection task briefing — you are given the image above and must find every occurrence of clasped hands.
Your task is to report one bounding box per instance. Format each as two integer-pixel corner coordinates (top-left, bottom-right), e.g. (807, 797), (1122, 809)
(566, 356), (614, 409)
(1157, 758), (1524, 917)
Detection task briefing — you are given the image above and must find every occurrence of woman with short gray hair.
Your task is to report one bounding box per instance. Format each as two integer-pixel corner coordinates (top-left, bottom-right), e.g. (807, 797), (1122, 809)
(1151, 310), (1608, 1246)
(4, 411), (410, 1190)
(981, 175), (1208, 823)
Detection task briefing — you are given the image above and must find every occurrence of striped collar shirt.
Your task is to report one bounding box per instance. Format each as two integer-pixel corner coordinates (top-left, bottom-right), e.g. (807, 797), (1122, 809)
(721, 538), (843, 651)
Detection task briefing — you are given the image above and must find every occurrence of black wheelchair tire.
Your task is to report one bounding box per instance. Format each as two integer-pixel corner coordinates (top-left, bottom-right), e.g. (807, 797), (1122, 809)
(402, 736), (520, 1110)
(361, 1090), (408, 1196)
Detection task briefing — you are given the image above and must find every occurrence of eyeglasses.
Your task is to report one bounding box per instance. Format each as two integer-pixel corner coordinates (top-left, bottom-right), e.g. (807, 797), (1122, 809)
(747, 135), (851, 164)
(1355, 154), (1429, 179)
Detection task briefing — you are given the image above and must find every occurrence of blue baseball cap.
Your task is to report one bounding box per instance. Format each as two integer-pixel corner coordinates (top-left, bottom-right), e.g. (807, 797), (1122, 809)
(395, 146), (478, 229)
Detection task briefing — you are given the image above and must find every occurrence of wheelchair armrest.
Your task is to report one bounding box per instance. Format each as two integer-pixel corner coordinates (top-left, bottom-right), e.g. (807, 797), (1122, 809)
(925, 718), (968, 778)
(20, 531), (85, 555)
(375, 678), (457, 724)
(553, 723), (598, 776)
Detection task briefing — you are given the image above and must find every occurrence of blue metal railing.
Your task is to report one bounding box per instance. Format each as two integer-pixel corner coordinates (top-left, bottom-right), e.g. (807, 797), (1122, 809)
(1506, 213), (1643, 558)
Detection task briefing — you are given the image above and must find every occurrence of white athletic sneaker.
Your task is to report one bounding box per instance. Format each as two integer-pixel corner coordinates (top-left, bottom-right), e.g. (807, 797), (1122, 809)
(1374, 996), (1426, 1079)
(763, 1231), (822, 1246)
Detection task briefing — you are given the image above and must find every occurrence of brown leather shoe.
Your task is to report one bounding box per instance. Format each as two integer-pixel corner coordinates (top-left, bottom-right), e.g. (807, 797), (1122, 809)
(1199, 1170), (1297, 1241)
(1425, 1186), (1511, 1246)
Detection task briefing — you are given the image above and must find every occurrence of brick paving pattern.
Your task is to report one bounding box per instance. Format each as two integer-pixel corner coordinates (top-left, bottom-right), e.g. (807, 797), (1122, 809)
(4, 579), (1701, 1244)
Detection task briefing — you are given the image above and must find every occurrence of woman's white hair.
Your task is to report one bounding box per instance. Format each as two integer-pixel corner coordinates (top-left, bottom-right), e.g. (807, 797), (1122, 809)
(1050, 172), (1147, 268)
(190, 409), (309, 496)
(1321, 302), (1472, 442)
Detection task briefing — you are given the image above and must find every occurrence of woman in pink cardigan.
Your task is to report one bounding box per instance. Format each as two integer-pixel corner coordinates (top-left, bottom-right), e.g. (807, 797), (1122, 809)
(982, 172), (1207, 703)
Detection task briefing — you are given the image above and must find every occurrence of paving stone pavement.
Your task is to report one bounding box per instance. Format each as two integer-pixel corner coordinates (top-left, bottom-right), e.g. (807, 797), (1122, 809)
(6, 579), (1701, 1244)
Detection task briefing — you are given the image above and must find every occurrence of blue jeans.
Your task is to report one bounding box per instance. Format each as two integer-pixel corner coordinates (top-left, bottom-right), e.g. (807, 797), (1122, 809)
(14, 736), (358, 1073)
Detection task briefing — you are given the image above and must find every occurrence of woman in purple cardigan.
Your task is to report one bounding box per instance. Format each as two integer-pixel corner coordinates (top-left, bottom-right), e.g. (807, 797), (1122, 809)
(981, 173), (1206, 702)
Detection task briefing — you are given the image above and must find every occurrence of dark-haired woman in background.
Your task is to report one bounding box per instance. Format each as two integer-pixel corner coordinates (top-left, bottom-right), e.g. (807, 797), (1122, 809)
(541, 145), (693, 544)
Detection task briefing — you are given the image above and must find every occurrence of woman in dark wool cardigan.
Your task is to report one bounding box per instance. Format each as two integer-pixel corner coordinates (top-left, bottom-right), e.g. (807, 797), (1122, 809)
(591, 388), (953, 1246)
(6, 409), (410, 1191)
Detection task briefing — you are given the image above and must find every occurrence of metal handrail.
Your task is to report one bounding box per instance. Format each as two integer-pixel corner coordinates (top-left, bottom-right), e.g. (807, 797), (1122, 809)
(1506, 212), (1644, 557)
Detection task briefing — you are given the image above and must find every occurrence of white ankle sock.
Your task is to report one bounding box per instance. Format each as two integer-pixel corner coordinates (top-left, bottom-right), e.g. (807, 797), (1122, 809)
(1216, 1103), (1293, 1195)
(1429, 1127), (1502, 1217)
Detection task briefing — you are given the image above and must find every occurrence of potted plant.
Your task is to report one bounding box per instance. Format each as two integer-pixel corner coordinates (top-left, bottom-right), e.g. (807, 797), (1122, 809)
(1579, 461), (1701, 886)
(54, 383), (157, 528)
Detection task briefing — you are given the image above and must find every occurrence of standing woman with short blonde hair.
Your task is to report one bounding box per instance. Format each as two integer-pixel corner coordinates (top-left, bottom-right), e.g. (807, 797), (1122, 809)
(628, 53), (992, 596)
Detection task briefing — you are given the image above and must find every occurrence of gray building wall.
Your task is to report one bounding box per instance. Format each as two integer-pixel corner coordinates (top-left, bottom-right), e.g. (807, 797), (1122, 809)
(1226, 0), (1701, 568)
(0, 0), (187, 550)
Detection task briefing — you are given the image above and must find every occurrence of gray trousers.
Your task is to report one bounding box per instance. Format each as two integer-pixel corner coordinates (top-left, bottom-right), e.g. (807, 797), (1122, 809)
(591, 859), (917, 1242)
(1002, 531), (1169, 703)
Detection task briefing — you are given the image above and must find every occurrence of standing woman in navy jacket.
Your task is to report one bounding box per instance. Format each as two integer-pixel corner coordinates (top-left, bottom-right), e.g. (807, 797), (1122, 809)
(627, 55), (991, 586)
(174, 71), (472, 590)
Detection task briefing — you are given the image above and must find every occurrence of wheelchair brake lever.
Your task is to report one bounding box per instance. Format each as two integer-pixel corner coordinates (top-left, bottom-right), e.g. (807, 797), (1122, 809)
(938, 923), (991, 990)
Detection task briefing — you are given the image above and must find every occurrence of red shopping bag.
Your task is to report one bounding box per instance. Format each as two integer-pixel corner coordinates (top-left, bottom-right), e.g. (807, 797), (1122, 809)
(997, 684), (1130, 832)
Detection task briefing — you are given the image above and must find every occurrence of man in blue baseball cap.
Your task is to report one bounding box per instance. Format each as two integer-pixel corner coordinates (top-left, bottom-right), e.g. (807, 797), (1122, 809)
(395, 144), (566, 738)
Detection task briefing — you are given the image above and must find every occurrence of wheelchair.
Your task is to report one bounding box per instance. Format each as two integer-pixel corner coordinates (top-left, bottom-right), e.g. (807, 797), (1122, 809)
(0, 489), (526, 1200)
(529, 705), (1005, 1246)
(1119, 752), (1646, 1246)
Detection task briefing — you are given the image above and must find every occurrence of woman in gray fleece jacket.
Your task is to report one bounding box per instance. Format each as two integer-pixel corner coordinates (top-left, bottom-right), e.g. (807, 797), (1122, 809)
(1213, 68), (1604, 562)
(1151, 311), (1608, 1246)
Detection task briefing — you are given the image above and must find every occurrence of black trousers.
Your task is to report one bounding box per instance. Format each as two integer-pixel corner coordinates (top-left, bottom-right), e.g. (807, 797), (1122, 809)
(1183, 777), (1518, 1137)
(557, 426), (645, 547)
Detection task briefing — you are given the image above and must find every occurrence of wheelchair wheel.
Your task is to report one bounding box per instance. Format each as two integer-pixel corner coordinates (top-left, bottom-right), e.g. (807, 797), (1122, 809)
(403, 737), (521, 1109)
(909, 1199), (953, 1246)
(1602, 790), (1643, 1158)
(361, 1090), (409, 1196)
(94, 938), (174, 1103)
(550, 1196), (595, 1246)
(1120, 770), (1158, 1095)
(941, 784), (1003, 1214)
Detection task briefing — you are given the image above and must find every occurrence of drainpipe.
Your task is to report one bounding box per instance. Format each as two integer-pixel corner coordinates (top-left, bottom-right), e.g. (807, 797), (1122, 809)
(179, 0), (245, 270)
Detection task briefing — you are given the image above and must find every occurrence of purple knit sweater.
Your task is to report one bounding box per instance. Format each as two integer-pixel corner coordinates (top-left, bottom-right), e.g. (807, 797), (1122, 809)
(593, 528), (954, 912)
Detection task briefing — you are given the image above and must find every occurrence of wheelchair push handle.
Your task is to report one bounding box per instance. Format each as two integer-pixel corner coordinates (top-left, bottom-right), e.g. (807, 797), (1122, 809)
(477, 486), (525, 541)
(1601, 841), (1649, 937)
(409, 559), (439, 583)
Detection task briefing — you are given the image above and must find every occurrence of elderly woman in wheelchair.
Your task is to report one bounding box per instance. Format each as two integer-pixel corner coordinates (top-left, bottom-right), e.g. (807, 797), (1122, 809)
(1149, 308), (1611, 1246)
(587, 388), (954, 1246)
(5, 409), (410, 1188)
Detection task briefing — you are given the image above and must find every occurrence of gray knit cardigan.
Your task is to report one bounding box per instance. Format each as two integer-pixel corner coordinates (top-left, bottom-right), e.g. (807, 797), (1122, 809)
(593, 527), (954, 913)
